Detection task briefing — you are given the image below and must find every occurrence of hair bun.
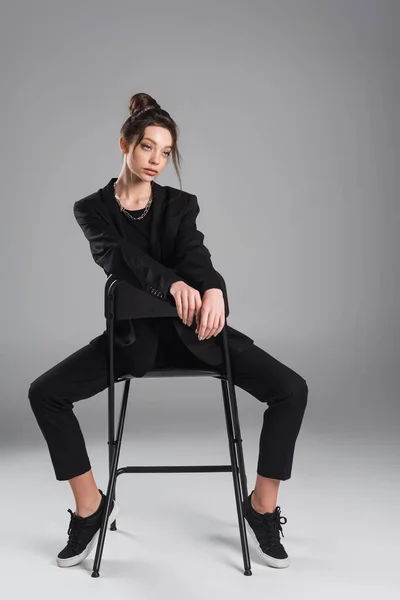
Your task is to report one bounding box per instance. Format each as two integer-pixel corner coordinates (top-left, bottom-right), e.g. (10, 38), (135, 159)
(128, 92), (160, 117)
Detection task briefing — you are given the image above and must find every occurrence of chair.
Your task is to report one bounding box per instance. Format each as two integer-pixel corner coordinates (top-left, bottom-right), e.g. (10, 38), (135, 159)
(91, 273), (252, 577)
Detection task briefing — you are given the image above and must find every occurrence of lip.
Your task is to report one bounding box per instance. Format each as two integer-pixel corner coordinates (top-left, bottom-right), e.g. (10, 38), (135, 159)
(143, 168), (158, 175)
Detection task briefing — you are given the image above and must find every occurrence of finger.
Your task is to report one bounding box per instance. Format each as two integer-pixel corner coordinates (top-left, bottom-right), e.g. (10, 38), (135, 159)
(203, 324), (213, 339)
(205, 314), (217, 340)
(216, 315), (225, 335)
(199, 311), (212, 340)
(196, 296), (202, 320)
(208, 314), (220, 339)
(208, 315), (221, 339)
(193, 293), (202, 326)
(187, 294), (196, 326)
(182, 290), (189, 324)
(195, 310), (201, 333)
(209, 315), (220, 338)
(175, 293), (183, 320)
(197, 310), (208, 339)
(214, 315), (224, 336)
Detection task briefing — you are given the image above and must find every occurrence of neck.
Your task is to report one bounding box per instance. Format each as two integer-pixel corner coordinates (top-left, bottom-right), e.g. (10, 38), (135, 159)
(114, 169), (152, 210)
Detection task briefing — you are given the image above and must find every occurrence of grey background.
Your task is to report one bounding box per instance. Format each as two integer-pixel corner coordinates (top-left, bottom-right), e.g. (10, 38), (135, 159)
(0, 0), (399, 595)
(1, 0), (397, 439)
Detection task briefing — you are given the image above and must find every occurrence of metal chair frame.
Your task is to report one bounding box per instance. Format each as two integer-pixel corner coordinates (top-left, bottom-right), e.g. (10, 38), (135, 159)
(91, 274), (252, 577)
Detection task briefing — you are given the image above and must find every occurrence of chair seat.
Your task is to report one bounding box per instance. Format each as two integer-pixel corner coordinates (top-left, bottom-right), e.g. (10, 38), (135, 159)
(117, 366), (224, 380)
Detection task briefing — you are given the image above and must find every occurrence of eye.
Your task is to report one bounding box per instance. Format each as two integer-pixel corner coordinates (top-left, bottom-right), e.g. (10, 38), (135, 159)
(141, 143), (171, 158)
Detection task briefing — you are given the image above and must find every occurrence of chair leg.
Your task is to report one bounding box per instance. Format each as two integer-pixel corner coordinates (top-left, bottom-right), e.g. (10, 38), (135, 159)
(224, 377), (249, 500)
(108, 411), (118, 532)
(91, 379), (131, 578)
(109, 381), (121, 533)
(220, 379), (252, 576)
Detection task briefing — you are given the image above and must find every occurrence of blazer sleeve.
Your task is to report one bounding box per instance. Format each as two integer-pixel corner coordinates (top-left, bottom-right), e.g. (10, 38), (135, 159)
(173, 194), (224, 295)
(73, 199), (181, 300)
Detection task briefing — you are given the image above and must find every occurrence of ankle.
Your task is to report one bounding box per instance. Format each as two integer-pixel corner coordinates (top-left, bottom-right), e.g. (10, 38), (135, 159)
(251, 492), (276, 515)
(75, 489), (102, 518)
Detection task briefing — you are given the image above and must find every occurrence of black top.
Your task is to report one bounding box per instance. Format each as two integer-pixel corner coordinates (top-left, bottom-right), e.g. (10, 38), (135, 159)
(119, 204), (152, 254)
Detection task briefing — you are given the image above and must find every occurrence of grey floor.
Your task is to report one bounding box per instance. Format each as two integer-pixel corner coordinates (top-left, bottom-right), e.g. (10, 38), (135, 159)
(2, 398), (399, 600)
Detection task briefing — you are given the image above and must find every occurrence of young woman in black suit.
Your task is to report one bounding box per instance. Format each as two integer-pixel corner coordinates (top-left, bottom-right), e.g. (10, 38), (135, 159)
(29, 92), (308, 570)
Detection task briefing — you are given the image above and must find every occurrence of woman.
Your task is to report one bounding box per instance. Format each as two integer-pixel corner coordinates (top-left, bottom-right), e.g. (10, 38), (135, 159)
(28, 92), (308, 570)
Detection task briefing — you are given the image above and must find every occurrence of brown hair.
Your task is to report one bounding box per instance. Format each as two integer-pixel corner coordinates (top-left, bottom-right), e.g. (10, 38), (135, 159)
(120, 92), (182, 190)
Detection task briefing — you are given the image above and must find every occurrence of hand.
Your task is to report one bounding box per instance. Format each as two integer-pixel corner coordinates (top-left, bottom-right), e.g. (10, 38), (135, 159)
(169, 281), (202, 327)
(195, 288), (225, 340)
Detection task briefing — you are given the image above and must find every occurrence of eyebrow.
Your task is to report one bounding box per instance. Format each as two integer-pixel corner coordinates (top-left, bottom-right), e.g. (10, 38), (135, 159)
(143, 137), (172, 149)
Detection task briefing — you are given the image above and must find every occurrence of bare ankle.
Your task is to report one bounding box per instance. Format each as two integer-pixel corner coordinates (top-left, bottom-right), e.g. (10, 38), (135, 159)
(75, 490), (102, 518)
(69, 469), (103, 517)
(251, 475), (280, 514)
(251, 492), (276, 515)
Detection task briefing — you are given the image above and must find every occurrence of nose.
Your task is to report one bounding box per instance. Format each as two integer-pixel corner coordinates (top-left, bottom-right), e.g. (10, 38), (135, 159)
(149, 151), (162, 164)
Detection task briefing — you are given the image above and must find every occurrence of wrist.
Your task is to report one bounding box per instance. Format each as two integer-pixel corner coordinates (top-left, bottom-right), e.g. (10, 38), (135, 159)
(169, 279), (185, 295)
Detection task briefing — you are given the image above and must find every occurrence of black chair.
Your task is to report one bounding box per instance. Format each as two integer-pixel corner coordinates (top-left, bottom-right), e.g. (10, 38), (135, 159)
(91, 273), (252, 577)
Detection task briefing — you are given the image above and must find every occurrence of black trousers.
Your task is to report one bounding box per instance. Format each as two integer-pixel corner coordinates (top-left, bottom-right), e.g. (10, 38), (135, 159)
(28, 319), (308, 482)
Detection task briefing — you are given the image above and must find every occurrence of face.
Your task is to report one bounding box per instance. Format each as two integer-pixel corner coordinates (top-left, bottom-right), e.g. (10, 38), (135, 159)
(120, 125), (173, 180)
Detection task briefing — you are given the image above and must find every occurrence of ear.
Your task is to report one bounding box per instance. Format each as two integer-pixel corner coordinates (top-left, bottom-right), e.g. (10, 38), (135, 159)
(119, 136), (128, 154)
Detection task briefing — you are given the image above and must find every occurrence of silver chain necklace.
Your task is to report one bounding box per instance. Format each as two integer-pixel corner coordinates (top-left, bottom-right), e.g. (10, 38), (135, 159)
(113, 181), (153, 221)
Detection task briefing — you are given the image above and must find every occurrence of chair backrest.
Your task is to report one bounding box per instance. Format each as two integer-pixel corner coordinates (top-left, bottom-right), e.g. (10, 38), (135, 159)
(104, 272), (230, 321)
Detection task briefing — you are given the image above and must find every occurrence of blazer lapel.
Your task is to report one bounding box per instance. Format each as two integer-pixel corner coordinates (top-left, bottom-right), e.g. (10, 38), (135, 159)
(149, 180), (166, 263)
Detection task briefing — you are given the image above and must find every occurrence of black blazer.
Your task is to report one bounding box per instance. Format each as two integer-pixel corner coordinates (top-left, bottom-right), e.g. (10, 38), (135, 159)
(73, 177), (254, 376)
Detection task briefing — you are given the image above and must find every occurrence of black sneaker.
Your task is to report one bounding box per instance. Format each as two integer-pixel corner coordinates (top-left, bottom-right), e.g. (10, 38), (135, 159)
(243, 490), (290, 568)
(56, 489), (120, 568)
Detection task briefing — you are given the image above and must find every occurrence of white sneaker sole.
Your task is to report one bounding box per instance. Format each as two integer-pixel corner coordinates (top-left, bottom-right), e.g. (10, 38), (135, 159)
(56, 501), (120, 568)
(245, 519), (290, 569)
